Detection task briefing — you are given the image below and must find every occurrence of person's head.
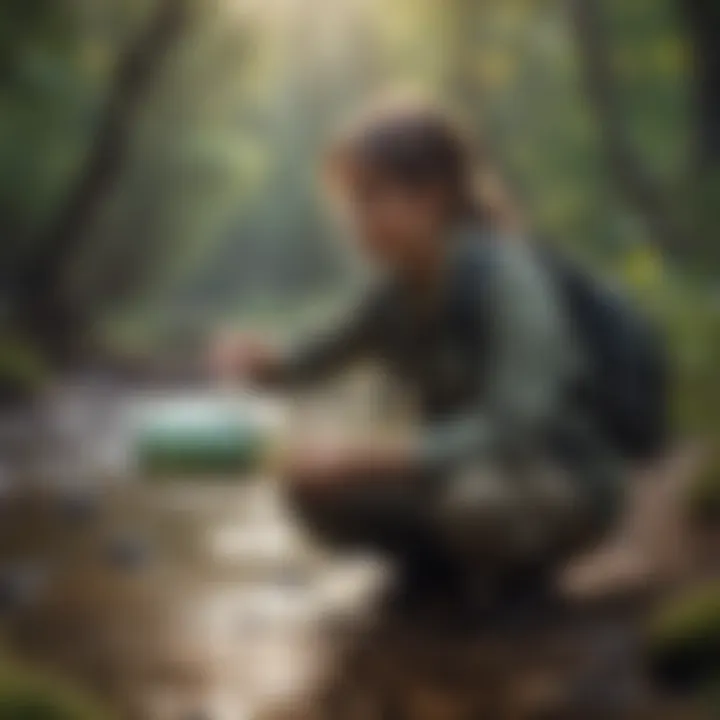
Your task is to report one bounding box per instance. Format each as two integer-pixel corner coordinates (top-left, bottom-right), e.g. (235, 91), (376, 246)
(326, 95), (516, 275)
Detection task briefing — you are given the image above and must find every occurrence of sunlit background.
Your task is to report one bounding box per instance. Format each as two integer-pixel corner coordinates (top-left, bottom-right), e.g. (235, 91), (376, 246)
(1, 0), (720, 718)
(2, 0), (708, 359)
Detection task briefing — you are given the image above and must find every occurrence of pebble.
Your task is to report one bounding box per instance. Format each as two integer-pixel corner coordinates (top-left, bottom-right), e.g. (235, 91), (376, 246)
(0, 563), (50, 612)
(57, 489), (101, 525)
(105, 533), (152, 571)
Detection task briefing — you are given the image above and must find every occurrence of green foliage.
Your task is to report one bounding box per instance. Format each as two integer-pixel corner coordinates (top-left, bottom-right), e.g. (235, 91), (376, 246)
(0, 0), (93, 240)
(647, 584), (720, 693)
(1, 0), (719, 407)
(0, 659), (111, 720)
(0, 336), (48, 403)
(660, 286), (720, 437)
(687, 453), (720, 526)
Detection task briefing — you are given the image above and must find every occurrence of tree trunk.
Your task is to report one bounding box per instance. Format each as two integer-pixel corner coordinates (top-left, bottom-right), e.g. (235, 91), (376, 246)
(681, 0), (720, 166)
(15, 0), (189, 362)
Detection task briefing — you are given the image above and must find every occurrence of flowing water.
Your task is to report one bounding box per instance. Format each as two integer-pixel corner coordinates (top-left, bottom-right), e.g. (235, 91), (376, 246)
(0, 381), (712, 719)
(0, 381), (385, 719)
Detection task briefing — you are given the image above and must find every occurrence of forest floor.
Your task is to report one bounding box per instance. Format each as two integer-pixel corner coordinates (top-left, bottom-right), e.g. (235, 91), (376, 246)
(0, 385), (717, 720)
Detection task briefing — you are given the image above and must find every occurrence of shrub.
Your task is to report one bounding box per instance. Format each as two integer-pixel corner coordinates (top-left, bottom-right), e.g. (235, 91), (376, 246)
(647, 583), (720, 694)
(0, 660), (111, 720)
(687, 453), (720, 526)
(0, 337), (48, 404)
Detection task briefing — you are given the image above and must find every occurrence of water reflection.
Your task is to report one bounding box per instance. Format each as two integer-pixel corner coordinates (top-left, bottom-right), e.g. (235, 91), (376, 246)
(0, 385), (384, 719)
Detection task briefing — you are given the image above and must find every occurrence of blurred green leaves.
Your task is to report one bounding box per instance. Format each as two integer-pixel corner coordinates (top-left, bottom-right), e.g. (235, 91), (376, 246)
(0, 0), (718, 434)
(0, 657), (112, 720)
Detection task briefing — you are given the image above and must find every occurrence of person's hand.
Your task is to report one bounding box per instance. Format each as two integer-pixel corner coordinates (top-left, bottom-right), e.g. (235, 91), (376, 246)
(208, 330), (279, 385)
(281, 435), (415, 489)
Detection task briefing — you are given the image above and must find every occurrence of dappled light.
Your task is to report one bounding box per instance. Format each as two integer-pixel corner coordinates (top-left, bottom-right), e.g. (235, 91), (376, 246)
(0, 0), (719, 718)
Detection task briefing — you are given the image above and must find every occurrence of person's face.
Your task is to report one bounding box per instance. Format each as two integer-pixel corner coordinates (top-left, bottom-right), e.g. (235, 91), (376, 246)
(340, 164), (449, 273)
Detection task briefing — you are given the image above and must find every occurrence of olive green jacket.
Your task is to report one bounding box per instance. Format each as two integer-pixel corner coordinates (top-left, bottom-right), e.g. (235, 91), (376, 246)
(277, 226), (621, 518)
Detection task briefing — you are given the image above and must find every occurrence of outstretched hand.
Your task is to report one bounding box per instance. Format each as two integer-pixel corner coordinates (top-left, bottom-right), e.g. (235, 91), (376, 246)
(280, 435), (415, 489)
(207, 330), (279, 385)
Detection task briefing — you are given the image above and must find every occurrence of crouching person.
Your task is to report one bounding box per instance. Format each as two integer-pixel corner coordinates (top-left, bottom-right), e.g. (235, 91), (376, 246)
(212, 98), (649, 607)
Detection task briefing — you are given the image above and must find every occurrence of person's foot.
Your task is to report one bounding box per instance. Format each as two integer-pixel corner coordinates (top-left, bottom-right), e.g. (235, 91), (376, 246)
(489, 563), (561, 627)
(380, 551), (466, 618)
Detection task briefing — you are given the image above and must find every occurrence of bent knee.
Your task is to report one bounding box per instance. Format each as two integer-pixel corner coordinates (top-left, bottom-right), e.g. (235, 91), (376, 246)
(284, 481), (372, 548)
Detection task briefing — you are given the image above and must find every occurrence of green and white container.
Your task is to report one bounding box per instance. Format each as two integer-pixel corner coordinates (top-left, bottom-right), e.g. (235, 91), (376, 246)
(131, 392), (285, 478)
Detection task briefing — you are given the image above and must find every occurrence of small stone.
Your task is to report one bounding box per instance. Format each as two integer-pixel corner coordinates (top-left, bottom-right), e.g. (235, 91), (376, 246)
(105, 533), (151, 571)
(275, 564), (310, 590)
(0, 563), (49, 612)
(57, 489), (100, 525)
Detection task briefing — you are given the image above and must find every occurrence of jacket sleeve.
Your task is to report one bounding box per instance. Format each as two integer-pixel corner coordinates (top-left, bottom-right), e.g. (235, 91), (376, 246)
(270, 289), (385, 387)
(420, 240), (581, 471)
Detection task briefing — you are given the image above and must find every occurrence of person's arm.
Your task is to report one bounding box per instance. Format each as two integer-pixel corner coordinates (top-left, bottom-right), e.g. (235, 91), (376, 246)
(262, 288), (386, 388)
(420, 239), (580, 471)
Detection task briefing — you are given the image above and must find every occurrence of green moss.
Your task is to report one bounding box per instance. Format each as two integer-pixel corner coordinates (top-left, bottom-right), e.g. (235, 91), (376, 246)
(0, 337), (48, 403)
(667, 295), (720, 437)
(687, 453), (720, 525)
(0, 660), (111, 719)
(647, 584), (720, 694)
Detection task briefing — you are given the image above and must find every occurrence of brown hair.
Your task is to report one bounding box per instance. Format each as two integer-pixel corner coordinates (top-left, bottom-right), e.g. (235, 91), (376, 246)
(327, 96), (520, 232)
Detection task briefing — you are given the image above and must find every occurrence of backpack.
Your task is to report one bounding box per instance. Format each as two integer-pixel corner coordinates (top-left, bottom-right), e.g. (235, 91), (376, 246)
(544, 249), (669, 461)
(450, 239), (669, 461)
